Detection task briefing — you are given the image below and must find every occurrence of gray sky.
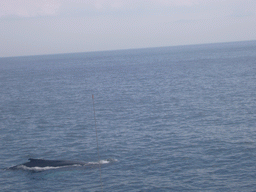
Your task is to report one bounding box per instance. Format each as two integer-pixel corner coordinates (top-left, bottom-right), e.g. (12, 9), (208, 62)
(1, 0), (256, 57)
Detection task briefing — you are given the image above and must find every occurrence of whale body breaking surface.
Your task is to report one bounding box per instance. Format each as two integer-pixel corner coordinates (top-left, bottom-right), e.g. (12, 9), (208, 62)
(9, 158), (86, 170)
(8, 158), (117, 171)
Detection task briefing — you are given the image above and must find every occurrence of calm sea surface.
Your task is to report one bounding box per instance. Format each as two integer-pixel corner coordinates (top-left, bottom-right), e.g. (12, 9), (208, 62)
(0, 41), (256, 191)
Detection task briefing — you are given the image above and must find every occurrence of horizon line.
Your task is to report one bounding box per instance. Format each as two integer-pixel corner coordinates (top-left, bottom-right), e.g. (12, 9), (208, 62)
(1, 39), (255, 59)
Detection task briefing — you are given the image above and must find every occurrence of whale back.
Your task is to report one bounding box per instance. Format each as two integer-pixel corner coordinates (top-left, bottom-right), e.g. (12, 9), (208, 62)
(24, 158), (83, 167)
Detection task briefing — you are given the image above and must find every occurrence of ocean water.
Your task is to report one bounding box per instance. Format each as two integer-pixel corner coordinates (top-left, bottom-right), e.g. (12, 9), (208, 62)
(0, 41), (256, 191)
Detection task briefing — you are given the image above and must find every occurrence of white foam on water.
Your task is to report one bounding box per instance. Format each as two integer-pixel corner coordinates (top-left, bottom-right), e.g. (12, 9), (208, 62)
(18, 165), (61, 171)
(88, 158), (118, 165)
(15, 164), (83, 171)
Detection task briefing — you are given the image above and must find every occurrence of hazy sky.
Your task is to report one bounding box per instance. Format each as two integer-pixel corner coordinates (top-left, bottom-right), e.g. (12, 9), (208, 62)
(1, 0), (256, 57)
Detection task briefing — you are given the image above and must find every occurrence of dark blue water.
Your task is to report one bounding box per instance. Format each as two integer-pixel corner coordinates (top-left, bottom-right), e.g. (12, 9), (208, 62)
(1, 41), (256, 191)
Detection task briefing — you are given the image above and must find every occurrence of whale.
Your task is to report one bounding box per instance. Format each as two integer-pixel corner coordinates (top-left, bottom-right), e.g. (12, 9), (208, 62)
(9, 158), (86, 170)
